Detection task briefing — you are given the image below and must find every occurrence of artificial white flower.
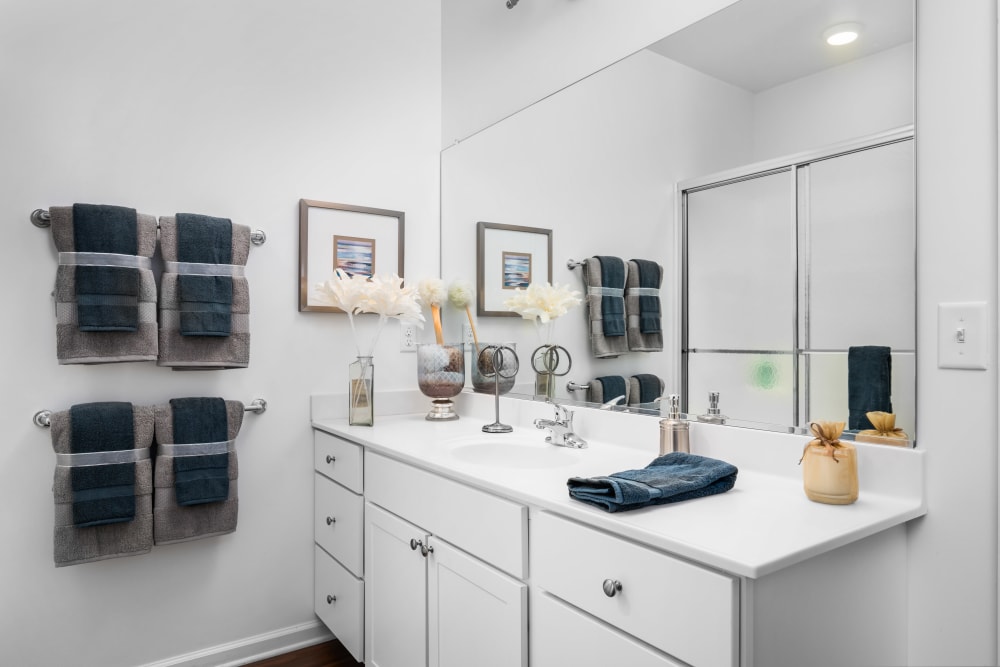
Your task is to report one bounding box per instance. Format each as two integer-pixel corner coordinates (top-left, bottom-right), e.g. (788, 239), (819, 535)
(362, 274), (425, 325)
(418, 278), (446, 307)
(447, 279), (473, 309)
(503, 281), (582, 324)
(313, 269), (370, 314)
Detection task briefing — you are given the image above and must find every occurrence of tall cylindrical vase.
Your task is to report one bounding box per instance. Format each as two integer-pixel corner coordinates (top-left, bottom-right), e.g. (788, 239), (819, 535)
(349, 355), (374, 426)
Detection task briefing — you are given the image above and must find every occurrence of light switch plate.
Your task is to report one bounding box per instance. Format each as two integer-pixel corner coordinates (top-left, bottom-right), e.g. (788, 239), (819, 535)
(938, 301), (988, 370)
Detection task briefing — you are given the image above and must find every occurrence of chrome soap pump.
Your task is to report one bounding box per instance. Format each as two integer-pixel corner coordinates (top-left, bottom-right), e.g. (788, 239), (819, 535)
(697, 391), (726, 424)
(659, 394), (689, 454)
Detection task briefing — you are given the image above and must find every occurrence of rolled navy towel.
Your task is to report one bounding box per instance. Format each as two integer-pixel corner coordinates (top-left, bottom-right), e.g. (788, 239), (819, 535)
(567, 452), (738, 513)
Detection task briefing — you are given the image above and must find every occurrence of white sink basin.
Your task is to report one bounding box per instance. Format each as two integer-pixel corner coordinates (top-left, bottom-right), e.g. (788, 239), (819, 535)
(447, 436), (586, 469)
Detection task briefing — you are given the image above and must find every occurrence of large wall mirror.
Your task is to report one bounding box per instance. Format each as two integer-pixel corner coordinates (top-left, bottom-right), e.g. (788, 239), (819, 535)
(440, 0), (915, 442)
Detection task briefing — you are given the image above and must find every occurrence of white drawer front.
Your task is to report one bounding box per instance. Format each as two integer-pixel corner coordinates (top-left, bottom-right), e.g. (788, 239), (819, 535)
(365, 452), (527, 579)
(532, 592), (683, 667)
(314, 429), (363, 493)
(314, 545), (364, 664)
(532, 512), (738, 667)
(314, 473), (364, 576)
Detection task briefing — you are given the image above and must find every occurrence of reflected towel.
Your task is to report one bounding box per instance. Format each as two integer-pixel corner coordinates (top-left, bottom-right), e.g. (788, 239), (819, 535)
(582, 258), (629, 359)
(50, 404), (154, 567)
(49, 205), (158, 363)
(595, 256), (626, 337)
(587, 375), (629, 405)
(626, 259), (664, 352)
(567, 452), (738, 513)
(628, 374), (664, 406)
(848, 346), (892, 430)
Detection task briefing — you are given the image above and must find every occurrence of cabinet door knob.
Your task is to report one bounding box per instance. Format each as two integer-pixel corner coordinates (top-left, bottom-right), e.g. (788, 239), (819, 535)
(410, 538), (420, 551)
(327, 594), (337, 604)
(602, 579), (623, 597)
(326, 516), (336, 525)
(326, 455), (336, 464)
(421, 543), (434, 557)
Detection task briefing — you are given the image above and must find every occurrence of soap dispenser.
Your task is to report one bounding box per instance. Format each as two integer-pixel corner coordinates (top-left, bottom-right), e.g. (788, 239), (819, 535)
(697, 391), (726, 424)
(659, 394), (690, 454)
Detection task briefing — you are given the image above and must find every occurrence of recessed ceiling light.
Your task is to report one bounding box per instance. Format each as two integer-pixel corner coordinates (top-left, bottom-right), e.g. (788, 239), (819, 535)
(823, 22), (862, 46)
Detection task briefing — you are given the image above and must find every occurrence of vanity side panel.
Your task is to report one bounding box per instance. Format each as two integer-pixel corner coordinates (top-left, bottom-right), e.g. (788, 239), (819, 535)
(752, 524), (907, 667)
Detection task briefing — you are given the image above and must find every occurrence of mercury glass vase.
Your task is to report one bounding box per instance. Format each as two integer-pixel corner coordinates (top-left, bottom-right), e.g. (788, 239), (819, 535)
(348, 355), (374, 426)
(416, 342), (465, 421)
(471, 343), (517, 395)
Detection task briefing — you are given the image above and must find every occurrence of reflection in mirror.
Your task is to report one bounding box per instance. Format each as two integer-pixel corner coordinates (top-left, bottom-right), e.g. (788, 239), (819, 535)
(440, 0), (914, 440)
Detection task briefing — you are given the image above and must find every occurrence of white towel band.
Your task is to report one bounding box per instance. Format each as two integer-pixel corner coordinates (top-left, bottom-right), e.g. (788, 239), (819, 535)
(56, 448), (151, 467)
(164, 261), (246, 277)
(158, 440), (233, 457)
(59, 252), (153, 271)
(587, 286), (624, 297)
(626, 287), (660, 297)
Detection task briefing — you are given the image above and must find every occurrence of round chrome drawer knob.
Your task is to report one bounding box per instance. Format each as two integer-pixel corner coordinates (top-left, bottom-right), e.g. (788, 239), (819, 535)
(326, 516), (336, 525)
(326, 455), (336, 464)
(410, 538), (420, 551)
(327, 595), (337, 604)
(602, 579), (623, 597)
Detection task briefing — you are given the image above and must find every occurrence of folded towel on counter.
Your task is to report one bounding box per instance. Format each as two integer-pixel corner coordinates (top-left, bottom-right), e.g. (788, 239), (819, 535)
(49, 205), (158, 364)
(49, 403), (155, 567)
(582, 257), (629, 359)
(628, 373), (664, 406)
(848, 346), (893, 430)
(152, 399), (244, 544)
(567, 452), (738, 513)
(587, 375), (629, 405)
(158, 215), (251, 369)
(626, 259), (664, 352)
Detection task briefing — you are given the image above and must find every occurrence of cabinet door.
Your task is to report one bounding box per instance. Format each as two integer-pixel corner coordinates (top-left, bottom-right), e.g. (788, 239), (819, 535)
(428, 537), (527, 667)
(365, 503), (429, 667)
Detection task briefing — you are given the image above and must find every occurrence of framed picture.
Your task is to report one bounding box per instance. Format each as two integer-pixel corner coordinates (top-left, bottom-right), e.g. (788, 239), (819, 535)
(477, 221), (552, 317)
(299, 199), (404, 312)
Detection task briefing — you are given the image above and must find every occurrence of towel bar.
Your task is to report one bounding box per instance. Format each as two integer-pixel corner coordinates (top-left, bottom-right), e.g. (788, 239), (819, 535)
(34, 397), (267, 427)
(31, 208), (268, 246)
(566, 258), (585, 270)
(566, 380), (591, 393)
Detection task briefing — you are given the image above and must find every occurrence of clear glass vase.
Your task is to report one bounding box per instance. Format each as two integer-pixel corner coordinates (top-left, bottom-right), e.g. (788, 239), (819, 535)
(417, 342), (465, 421)
(471, 343), (517, 395)
(349, 355), (374, 426)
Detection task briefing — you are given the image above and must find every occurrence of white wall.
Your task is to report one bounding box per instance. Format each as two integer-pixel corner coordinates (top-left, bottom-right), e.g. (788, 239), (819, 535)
(0, 1), (440, 665)
(441, 50), (755, 396)
(442, 0), (739, 145)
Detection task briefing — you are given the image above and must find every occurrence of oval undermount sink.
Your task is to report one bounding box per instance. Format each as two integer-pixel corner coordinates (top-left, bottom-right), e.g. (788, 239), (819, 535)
(448, 437), (585, 469)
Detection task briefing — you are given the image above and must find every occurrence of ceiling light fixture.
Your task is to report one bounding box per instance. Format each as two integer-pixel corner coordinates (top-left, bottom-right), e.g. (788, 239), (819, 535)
(823, 22), (862, 46)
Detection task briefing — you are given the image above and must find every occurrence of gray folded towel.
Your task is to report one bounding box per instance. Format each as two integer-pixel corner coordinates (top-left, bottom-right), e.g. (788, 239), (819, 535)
(628, 374), (664, 407)
(626, 259), (664, 352)
(582, 258), (629, 359)
(587, 375), (629, 405)
(49, 205), (158, 364)
(152, 400), (244, 545)
(157, 216), (251, 369)
(49, 404), (155, 567)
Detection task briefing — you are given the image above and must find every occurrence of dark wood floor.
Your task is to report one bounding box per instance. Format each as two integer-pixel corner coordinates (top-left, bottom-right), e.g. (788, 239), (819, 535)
(245, 640), (362, 667)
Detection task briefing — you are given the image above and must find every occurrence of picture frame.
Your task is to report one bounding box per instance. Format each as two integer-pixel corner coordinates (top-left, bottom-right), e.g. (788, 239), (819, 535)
(476, 221), (552, 317)
(299, 199), (405, 312)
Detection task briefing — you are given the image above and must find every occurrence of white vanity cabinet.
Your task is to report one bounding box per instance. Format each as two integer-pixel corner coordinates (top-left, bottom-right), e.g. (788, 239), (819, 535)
(364, 452), (528, 667)
(313, 430), (365, 663)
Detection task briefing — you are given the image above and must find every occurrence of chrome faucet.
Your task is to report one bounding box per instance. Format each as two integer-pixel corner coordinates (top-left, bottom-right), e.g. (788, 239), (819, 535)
(534, 400), (587, 448)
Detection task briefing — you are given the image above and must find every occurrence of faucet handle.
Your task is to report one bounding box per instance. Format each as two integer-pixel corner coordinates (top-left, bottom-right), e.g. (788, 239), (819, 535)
(548, 398), (571, 422)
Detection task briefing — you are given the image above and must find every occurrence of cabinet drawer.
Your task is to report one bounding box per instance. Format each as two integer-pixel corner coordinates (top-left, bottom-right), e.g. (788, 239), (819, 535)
(314, 473), (364, 576)
(532, 512), (738, 667)
(314, 430), (363, 493)
(532, 592), (683, 667)
(314, 545), (364, 664)
(365, 452), (527, 578)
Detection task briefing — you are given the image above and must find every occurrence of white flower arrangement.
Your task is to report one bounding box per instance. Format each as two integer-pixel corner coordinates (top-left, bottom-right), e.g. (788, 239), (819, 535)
(504, 281), (582, 343)
(418, 277), (447, 344)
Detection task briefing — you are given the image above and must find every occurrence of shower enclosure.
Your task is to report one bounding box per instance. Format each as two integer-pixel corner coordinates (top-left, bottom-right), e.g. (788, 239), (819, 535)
(680, 127), (915, 438)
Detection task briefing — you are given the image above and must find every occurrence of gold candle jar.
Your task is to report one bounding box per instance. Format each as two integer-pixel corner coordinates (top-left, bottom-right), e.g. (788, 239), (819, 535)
(800, 421), (858, 505)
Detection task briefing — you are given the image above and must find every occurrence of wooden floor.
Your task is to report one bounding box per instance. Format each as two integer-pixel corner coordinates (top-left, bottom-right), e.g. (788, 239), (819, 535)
(245, 640), (362, 667)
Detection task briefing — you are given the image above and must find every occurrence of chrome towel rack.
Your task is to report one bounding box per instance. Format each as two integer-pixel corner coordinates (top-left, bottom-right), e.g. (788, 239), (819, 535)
(31, 208), (267, 246)
(566, 258), (585, 270)
(33, 397), (267, 427)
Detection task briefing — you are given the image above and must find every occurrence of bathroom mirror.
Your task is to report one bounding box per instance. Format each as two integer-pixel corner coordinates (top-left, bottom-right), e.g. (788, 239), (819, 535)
(440, 0), (915, 441)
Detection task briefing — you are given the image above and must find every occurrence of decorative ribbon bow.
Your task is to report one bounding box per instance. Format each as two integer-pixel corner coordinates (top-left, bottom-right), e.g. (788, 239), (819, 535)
(860, 411), (907, 440)
(799, 420), (847, 464)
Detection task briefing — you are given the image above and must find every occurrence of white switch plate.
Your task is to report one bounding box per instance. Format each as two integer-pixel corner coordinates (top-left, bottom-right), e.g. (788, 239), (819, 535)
(938, 301), (988, 370)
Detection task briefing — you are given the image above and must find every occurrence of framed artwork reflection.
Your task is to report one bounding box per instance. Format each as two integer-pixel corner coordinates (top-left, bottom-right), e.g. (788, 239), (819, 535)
(299, 199), (404, 312)
(476, 221), (552, 317)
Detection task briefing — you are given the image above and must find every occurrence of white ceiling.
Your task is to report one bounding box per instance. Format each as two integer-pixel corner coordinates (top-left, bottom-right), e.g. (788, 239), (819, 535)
(647, 0), (913, 93)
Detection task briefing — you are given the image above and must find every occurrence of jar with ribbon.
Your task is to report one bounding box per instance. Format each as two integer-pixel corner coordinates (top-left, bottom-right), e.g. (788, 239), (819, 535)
(799, 421), (859, 505)
(855, 411), (909, 447)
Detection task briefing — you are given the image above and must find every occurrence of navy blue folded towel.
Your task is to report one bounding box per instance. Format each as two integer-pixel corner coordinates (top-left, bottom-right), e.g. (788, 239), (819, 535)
(171, 397), (230, 506)
(597, 376), (627, 402)
(595, 256), (626, 337)
(848, 346), (892, 430)
(73, 204), (140, 332)
(632, 373), (662, 404)
(176, 213), (233, 337)
(631, 259), (662, 334)
(69, 402), (137, 527)
(567, 452), (738, 513)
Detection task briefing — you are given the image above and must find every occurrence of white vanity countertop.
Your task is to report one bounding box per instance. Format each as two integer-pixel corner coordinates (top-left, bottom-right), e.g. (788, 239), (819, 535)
(311, 392), (926, 579)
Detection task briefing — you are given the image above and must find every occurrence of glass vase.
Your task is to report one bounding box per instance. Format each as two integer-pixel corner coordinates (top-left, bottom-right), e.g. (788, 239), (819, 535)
(531, 344), (571, 401)
(471, 343), (517, 395)
(417, 342), (465, 421)
(348, 355), (374, 426)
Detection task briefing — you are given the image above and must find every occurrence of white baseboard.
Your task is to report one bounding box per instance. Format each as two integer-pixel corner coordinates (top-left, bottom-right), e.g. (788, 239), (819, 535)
(141, 620), (334, 667)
